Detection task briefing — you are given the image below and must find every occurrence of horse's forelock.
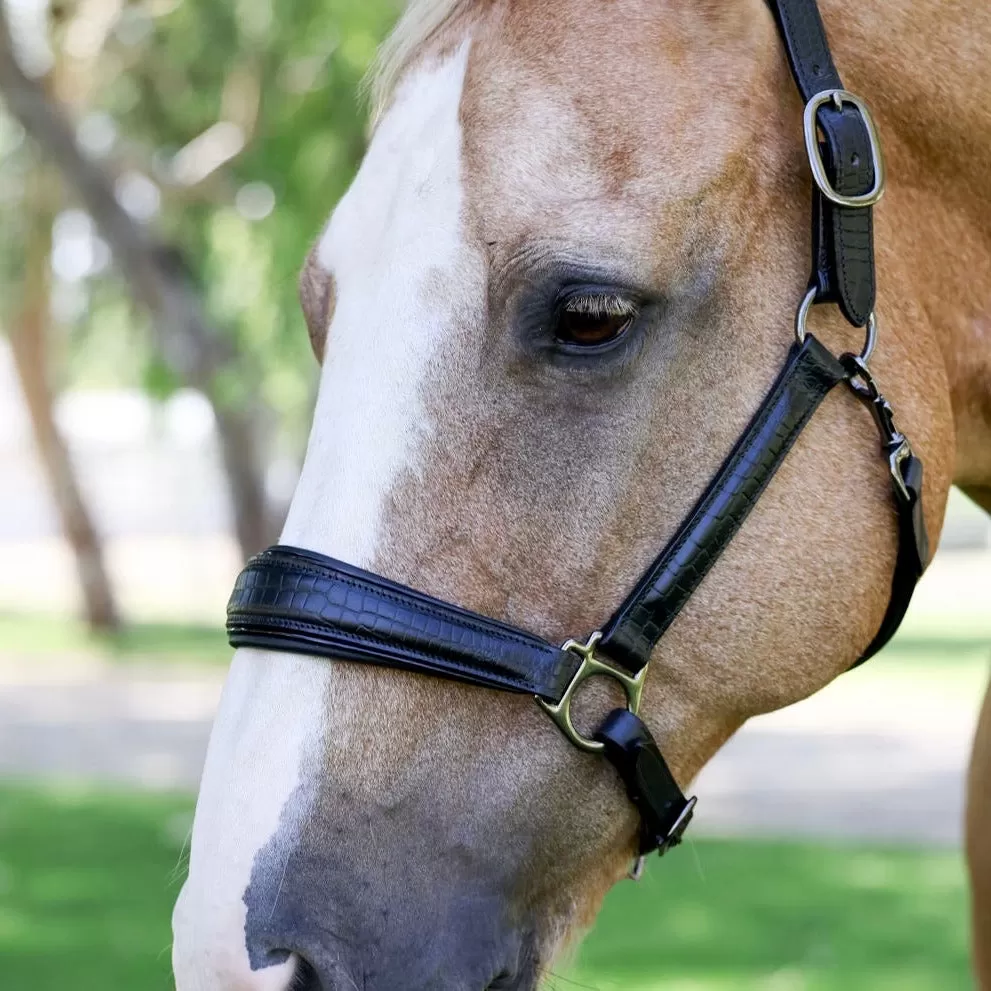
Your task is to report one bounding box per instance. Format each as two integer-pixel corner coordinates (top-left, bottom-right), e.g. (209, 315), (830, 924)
(367, 0), (476, 119)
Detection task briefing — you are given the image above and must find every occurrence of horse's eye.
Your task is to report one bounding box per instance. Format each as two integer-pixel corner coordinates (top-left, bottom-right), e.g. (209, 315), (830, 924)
(554, 292), (637, 349)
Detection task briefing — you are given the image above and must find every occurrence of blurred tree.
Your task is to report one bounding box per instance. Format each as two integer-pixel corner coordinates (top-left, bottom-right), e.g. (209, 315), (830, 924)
(0, 3), (273, 558)
(0, 0), (399, 561)
(6, 158), (119, 631)
(84, 0), (398, 448)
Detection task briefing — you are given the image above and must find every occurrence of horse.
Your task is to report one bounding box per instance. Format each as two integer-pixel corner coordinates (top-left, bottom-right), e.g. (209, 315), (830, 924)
(172, 0), (991, 987)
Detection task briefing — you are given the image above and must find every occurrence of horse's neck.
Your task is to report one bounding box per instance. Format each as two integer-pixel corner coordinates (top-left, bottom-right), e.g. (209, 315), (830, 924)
(825, 0), (991, 494)
(828, 0), (991, 208)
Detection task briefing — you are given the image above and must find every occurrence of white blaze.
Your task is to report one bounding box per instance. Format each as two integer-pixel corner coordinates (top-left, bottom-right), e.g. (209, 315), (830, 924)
(283, 41), (472, 564)
(173, 43), (473, 990)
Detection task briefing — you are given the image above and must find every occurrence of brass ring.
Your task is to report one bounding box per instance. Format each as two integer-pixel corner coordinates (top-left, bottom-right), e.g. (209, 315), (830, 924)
(536, 633), (649, 753)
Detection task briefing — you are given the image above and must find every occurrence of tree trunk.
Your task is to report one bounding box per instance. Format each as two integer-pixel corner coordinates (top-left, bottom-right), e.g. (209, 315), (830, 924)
(0, 5), (273, 560)
(214, 405), (272, 557)
(7, 175), (119, 631)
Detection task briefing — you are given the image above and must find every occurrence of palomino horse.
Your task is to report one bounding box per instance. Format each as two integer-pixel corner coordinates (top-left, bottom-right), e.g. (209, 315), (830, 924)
(173, 0), (991, 987)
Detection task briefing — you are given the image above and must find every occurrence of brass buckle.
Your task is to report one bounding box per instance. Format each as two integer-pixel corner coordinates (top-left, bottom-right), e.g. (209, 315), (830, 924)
(537, 632), (649, 754)
(803, 89), (885, 208)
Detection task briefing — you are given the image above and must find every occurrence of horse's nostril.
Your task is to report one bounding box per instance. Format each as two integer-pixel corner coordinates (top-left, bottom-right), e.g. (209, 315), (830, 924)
(289, 956), (321, 991)
(484, 971), (517, 991)
(485, 934), (538, 990)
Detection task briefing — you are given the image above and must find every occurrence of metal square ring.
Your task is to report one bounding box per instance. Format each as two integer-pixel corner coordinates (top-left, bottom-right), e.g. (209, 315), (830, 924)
(536, 632), (648, 754)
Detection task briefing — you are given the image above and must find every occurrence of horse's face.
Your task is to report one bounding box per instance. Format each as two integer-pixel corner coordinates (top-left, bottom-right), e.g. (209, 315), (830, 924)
(174, 2), (946, 988)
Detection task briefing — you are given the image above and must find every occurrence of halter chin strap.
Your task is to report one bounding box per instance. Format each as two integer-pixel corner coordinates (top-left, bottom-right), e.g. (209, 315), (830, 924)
(227, 0), (929, 864)
(599, 335), (848, 671)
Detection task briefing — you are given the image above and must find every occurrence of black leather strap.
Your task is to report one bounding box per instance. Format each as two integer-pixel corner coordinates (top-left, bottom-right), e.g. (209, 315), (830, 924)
(227, 546), (581, 702)
(595, 709), (696, 857)
(767, 0), (877, 326)
(599, 335), (848, 673)
(855, 451), (927, 663)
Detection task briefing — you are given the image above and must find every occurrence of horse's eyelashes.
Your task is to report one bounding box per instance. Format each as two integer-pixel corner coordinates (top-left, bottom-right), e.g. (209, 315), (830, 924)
(561, 292), (638, 320)
(554, 290), (639, 349)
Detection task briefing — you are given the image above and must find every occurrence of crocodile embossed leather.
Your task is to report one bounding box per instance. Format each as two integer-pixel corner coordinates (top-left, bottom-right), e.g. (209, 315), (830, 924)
(228, 545), (582, 701)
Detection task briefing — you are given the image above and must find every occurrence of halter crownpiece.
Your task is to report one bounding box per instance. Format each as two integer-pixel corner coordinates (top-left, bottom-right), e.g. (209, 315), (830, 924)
(227, 0), (928, 864)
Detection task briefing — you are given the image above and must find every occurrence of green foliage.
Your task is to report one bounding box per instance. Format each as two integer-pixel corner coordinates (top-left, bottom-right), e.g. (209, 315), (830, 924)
(0, 784), (970, 991)
(2, 0), (402, 451)
(141, 354), (181, 400)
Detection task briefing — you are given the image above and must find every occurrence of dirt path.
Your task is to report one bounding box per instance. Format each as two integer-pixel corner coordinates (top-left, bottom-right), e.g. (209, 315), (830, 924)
(694, 666), (983, 845)
(0, 658), (223, 790)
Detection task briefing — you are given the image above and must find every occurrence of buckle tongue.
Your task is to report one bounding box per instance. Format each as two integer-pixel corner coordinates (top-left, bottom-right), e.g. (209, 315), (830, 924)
(804, 89), (886, 208)
(537, 632), (648, 754)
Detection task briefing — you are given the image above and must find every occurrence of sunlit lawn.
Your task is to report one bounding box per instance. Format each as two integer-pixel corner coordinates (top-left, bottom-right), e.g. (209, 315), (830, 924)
(0, 612), (229, 665)
(0, 784), (972, 991)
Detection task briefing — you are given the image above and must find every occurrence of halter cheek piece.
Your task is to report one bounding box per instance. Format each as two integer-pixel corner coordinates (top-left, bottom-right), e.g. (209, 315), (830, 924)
(227, 0), (928, 866)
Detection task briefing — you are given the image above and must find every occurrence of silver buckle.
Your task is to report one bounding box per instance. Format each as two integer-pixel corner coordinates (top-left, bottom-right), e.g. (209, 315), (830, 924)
(628, 855), (647, 882)
(803, 89), (885, 208)
(888, 439), (915, 505)
(537, 632), (649, 754)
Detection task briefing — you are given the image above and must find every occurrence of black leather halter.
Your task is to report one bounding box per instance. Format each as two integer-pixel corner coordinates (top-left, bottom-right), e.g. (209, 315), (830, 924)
(228, 0), (929, 865)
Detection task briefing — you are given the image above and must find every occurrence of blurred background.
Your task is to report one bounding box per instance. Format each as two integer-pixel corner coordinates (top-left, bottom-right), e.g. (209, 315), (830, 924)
(0, 1), (988, 988)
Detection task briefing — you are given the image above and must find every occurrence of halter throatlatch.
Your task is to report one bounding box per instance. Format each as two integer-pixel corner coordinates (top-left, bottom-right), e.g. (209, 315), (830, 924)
(227, 0), (928, 867)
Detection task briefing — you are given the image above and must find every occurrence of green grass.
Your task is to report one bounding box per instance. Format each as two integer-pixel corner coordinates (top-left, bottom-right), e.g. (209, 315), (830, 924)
(0, 785), (972, 991)
(0, 784), (191, 991)
(0, 612), (230, 665)
(565, 840), (971, 990)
